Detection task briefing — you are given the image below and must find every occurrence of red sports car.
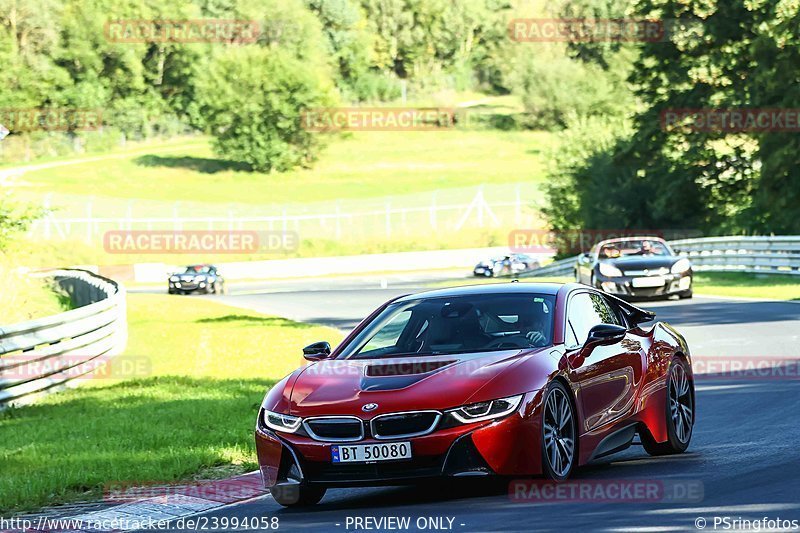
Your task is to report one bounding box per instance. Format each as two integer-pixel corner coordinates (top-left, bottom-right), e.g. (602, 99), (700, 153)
(255, 283), (694, 506)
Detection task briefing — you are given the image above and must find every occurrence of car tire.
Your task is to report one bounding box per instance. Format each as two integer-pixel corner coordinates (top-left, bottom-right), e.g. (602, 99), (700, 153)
(541, 381), (577, 481)
(271, 484), (326, 507)
(642, 357), (694, 456)
(483, 270), (493, 277)
(678, 289), (693, 299)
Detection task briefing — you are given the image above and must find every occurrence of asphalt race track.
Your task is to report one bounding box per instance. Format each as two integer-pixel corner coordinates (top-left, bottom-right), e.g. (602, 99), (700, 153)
(146, 277), (800, 532)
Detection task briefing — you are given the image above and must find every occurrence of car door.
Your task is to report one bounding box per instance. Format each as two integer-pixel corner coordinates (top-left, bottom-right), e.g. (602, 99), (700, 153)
(565, 292), (645, 433)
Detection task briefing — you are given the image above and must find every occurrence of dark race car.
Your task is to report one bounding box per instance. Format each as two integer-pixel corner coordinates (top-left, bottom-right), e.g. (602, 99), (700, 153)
(168, 264), (225, 295)
(255, 283), (694, 507)
(473, 253), (540, 277)
(574, 237), (692, 299)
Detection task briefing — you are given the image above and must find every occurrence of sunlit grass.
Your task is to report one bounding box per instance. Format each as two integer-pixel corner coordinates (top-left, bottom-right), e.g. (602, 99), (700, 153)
(0, 294), (343, 514)
(19, 131), (552, 206)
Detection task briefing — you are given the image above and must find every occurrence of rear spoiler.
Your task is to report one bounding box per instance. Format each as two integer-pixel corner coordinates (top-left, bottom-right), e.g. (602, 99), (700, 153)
(608, 294), (656, 325)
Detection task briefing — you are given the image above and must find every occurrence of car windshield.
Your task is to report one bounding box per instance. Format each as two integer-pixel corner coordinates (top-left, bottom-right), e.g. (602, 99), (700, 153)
(185, 266), (212, 274)
(599, 240), (670, 258)
(341, 293), (556, 359)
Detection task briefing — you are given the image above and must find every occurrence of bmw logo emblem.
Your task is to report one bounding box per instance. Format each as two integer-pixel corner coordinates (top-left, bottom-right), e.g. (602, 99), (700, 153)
(362, 403), (378, 412)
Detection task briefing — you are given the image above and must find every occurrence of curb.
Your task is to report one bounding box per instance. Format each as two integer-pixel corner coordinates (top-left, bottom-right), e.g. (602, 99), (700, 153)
(5, 472), (268, 533)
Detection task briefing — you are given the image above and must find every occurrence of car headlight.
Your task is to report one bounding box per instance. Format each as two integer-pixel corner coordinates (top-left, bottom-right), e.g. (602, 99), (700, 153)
(598, 263), (623, 277)
(449, 395), (523, 424)
(262, 410), (302, 433)
(671, 258), (692, 274)
(169, 276), (178, 282)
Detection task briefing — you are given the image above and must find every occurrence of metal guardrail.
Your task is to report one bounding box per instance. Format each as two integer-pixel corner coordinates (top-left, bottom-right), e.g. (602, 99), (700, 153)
(521, 236), (800, 278)
(0, 269), (127, 407)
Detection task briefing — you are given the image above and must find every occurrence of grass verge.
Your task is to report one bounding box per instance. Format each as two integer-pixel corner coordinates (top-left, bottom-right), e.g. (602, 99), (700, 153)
(0, 294), (343, 514)
(692, 272), (800, 300)
(0, 264), (71, 325)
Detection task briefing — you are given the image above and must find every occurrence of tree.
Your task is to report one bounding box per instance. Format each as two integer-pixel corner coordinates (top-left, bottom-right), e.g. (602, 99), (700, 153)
(545, 0), (800, 237)
(195, 47), (336, 172)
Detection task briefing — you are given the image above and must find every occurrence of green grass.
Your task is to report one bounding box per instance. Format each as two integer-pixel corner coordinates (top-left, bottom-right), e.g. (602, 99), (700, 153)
(18, 130), (552, 206)
(692, 272), (800, 300)
(0, 294), (343, 514)
(0, 266), (71, 325)
(5, 227), (523, 269)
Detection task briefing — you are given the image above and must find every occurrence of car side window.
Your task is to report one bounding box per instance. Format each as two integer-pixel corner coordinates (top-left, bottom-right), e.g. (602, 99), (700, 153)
(359, 310), (413, 355)
(565, 322), (579, 349)
(600, 296), (626, 327)
(591, 294), (623, 326)
(566, 293), (605, 347)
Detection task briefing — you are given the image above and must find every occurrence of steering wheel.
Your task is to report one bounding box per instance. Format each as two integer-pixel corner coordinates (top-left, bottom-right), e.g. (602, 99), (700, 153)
(486, 335), (532, 350)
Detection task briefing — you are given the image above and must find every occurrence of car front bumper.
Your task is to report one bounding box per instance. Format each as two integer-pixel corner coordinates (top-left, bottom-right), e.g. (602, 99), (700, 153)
(255, 391), (543, 489)
(596, 271), (692, 299)
(168, 281), (209, 293)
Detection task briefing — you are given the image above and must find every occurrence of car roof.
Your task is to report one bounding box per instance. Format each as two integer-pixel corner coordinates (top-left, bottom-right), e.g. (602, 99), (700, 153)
(394, 282), (563, 302)
(597, 236), (666, 247)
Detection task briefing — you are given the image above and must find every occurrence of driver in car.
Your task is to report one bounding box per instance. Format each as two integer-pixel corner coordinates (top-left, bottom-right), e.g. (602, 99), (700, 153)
(523, 313), (549, 347)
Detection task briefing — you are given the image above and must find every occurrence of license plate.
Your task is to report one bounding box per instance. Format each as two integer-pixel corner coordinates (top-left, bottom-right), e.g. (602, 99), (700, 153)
(632, 276), (666, 288)
(331, 442), (412, 463)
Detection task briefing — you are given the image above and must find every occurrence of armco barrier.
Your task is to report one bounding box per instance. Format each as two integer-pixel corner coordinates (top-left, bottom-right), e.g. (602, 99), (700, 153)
(0, 269), (127, 407)
(520, 236), (800, 278)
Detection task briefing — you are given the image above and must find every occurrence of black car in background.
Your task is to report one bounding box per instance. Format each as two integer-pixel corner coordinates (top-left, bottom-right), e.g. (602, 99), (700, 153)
(575, 237), (692, 299)
(168, 264), (226, 295)
(473, 253), (540, 277)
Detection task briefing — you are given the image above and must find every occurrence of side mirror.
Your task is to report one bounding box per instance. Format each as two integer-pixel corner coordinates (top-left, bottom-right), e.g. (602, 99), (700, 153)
(579, 252), (591, 263)
(585, 324), (626, 347)
(303, 341), (332, 361)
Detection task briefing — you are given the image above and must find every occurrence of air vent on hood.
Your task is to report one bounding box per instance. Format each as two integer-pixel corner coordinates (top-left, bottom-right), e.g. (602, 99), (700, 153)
(365, 360), (455, 377)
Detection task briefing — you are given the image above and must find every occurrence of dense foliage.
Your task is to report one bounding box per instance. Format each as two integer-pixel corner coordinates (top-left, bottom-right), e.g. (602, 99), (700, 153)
(1, 0), (794, 233)
(545, 0), (800, 236)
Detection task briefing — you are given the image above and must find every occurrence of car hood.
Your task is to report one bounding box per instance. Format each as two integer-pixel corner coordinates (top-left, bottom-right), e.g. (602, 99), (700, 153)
(602, 255), (678, 272)
(286, 349), (544, 416)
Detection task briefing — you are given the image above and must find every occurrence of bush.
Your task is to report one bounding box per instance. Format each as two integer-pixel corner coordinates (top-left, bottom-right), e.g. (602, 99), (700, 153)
(195, 48), (336, 173)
